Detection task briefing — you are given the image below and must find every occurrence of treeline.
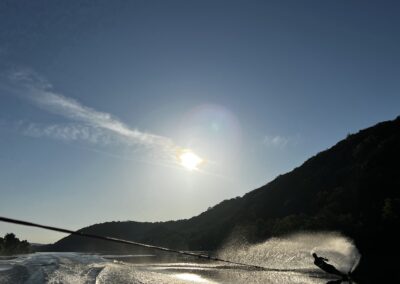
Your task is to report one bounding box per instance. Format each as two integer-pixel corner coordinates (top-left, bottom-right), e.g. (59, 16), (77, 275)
(0, 233), (31, 255)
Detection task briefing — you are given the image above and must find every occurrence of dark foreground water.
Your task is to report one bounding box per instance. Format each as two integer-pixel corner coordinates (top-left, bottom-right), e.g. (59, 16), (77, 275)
(0, 233), (359, 283)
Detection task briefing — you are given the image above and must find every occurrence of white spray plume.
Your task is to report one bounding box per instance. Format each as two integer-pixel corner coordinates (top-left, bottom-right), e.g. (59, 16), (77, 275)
(218, 231), (361, 274)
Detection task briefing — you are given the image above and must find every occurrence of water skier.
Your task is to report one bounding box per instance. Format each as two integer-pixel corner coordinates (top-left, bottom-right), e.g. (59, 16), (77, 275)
(312, 253), (349, 279)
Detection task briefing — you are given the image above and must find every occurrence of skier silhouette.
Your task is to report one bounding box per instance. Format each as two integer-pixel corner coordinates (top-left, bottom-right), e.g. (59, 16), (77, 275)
(312, 253), (348, 279)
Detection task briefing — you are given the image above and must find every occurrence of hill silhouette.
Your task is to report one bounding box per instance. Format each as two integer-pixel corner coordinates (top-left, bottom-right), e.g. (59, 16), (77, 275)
(48, 116), (400, 282)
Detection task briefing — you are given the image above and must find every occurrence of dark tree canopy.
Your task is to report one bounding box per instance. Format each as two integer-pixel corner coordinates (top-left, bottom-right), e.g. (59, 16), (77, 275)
(0, 233), (31, 255)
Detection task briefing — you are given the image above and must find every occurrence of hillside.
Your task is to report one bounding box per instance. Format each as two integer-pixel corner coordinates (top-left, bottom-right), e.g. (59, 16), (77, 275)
(49, 116), (400, 281)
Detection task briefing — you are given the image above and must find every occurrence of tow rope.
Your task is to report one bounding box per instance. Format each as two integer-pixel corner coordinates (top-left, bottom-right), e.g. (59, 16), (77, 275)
(0, 216), (267, 270)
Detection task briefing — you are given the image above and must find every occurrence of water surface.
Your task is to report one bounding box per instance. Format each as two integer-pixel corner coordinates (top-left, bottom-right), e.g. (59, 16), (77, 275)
(0, 232), (358, 283)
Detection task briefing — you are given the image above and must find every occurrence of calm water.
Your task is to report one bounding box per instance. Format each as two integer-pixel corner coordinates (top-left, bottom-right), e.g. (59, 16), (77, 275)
(0, 233), (359, 283)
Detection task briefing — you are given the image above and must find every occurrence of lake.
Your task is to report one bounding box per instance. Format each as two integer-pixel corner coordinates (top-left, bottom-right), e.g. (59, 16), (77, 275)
(0, 233), (358, 283)
(0, 252), (351, 284)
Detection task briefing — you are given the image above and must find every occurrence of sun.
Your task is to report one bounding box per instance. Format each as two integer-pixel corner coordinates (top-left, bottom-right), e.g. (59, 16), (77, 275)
(178, 150), (203, 171)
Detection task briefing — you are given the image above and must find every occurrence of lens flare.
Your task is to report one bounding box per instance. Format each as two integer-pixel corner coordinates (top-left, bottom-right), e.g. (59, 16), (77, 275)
(178, 149), (203, 171)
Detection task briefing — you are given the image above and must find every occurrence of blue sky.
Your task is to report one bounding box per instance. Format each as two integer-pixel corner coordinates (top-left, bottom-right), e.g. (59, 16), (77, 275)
(1, 0), (399, 243)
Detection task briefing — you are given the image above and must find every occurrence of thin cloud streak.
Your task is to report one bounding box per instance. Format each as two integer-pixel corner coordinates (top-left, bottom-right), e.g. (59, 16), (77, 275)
(6, 68), (180, 162)
(33, 91), (173, 148)
(262, 135), (289, 148)
(22, 122), (115, 145)
(262, 133), (302, 149)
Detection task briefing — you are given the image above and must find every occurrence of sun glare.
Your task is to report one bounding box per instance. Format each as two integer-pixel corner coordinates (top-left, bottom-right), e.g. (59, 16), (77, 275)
(179, 150), (203, 171)
(174, 273), (211, 283)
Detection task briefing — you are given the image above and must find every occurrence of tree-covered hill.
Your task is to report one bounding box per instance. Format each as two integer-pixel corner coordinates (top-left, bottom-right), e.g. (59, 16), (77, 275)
(48, 116), (400, 281)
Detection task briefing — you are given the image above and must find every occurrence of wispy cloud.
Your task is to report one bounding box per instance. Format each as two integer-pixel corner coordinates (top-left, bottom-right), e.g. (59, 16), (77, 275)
(6, 68), (179, 161)
(262, 135), (289, 148)
(21, 122), (115, 145)
(262, 133), (302, 149)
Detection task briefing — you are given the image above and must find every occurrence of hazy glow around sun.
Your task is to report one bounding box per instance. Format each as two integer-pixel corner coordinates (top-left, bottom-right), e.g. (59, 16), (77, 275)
(178, 150), (203, 171)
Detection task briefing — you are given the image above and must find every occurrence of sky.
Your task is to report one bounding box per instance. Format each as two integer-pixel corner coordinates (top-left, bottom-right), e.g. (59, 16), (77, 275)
(0, 0), (399, 244)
